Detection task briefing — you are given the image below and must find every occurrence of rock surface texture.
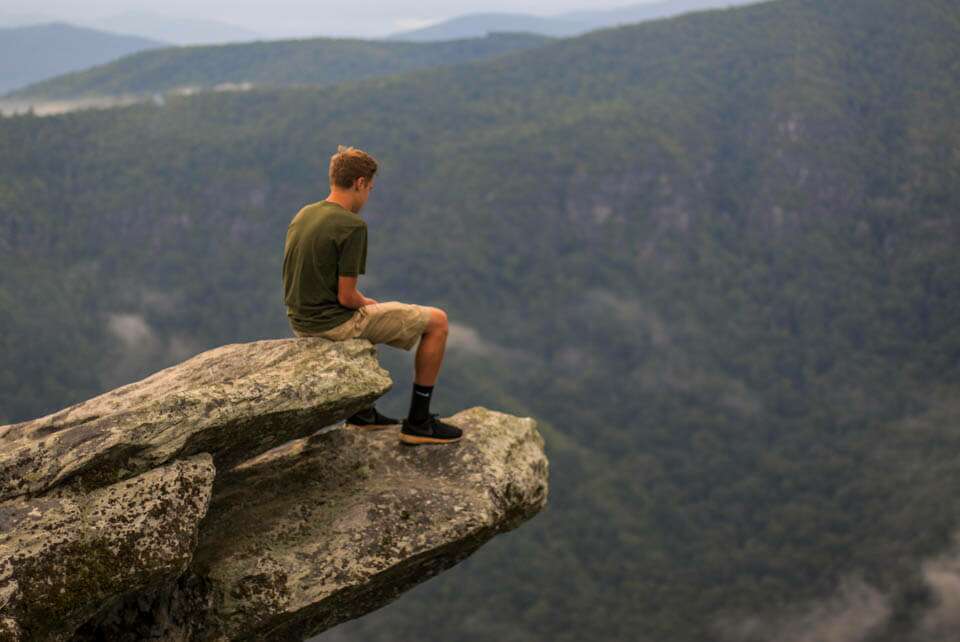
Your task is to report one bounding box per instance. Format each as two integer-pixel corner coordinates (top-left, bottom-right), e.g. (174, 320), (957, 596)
(0, 338), (549, 641)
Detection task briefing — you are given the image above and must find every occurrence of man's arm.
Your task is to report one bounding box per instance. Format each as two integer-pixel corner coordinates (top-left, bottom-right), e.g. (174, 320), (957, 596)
(336, 226), (375, 308)
(338, 275), (376, 309)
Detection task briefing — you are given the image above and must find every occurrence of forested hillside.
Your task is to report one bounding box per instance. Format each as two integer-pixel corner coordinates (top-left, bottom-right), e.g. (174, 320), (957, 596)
(1, 0), (959, 640)
(3, 31), (550, 100)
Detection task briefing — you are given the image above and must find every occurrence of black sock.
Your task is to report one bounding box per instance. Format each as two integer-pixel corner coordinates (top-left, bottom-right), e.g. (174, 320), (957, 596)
(408, 383), (434, 424)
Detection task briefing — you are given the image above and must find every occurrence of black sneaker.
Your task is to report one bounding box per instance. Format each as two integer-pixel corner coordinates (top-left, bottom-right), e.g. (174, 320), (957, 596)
(400, 413), (463, 445)
(345, 405), (400, 430)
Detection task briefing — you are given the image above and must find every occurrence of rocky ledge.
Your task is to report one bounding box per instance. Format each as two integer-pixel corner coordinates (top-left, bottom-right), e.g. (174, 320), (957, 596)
(0, 338), (549, 641)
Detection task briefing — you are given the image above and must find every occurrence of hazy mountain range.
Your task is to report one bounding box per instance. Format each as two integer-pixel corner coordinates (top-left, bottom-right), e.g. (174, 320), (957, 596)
(386, 0), (766, 40)
(1, 0), (766, 100)
(2, 32), (551, 100)
(0, 9), (55, 27)
(0, 9), (263, 45)
(79, 10), (264, 46)
(0, 22), (165, 95)
(2, 0), (958, 640)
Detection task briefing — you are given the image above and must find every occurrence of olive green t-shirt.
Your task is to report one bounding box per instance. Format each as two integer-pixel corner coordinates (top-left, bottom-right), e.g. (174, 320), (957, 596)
(283, 200), (367, 333)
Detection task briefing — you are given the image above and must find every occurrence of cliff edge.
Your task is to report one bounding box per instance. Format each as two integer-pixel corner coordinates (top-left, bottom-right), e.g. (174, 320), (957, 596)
(0, 338), (549, 641)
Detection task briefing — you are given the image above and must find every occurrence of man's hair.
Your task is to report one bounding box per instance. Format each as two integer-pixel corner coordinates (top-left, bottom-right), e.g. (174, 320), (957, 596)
(329, 144), (378, 189)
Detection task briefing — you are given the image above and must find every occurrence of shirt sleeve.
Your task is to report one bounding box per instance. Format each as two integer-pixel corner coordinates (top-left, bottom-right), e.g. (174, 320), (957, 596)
(337, 226), (366, 277)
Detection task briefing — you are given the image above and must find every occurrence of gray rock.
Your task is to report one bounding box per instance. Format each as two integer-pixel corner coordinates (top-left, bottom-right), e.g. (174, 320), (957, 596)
(0, 338), (549, 641)
(79, 406), (548, 641)
(0, 338), (391, 501)
(0, 454), (215, 641)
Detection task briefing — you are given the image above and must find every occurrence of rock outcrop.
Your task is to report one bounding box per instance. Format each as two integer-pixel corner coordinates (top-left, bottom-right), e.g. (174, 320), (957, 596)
(0, 338), (549, 641)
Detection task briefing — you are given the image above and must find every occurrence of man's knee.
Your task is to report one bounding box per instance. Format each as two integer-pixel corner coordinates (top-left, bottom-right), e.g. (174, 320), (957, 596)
(424, 306), (449, 334)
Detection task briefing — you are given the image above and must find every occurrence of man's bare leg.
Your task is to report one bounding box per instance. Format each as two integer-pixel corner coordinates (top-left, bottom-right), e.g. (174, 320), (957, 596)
(414, 307), (448, 386)
(403, 306), (461, 442)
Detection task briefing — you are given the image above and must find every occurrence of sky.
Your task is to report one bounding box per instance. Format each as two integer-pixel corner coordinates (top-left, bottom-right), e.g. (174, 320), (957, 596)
(3, 0), (650, 39)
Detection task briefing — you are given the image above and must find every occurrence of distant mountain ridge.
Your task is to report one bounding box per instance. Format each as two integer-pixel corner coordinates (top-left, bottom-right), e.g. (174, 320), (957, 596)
(0, 22), (165, 95)
(77, 10), (263, 46)
(386, 0), (765, 40)
(3, 31), (552, 100)
(0, 9), (55, 28)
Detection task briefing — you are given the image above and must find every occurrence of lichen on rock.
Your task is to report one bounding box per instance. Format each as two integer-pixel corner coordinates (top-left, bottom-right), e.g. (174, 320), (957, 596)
(0, 338), (549, 641)
(0, 454), (215, 641)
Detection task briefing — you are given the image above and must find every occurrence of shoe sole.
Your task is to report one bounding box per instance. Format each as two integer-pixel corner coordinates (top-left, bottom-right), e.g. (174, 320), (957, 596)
(345, 422), (398, 431)
(399, 432), (462, 445)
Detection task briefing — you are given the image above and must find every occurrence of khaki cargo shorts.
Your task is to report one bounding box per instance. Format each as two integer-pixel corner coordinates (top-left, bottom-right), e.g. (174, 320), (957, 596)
(293, 301), (432, 351)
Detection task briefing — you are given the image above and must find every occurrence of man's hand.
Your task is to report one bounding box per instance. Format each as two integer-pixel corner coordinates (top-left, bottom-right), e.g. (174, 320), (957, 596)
(338, 275), (376, 309)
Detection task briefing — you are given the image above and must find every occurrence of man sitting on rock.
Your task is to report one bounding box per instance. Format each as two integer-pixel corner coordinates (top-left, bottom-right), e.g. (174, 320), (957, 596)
(282, 144), (462, 445)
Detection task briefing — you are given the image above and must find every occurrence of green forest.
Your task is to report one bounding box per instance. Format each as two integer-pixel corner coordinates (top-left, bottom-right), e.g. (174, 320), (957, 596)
(1, 0), (959, 639)
(4, 31), (550, 100)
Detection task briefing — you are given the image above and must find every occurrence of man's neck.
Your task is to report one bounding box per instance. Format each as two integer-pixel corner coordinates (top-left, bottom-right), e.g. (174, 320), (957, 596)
(324, 193), (358, 214)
